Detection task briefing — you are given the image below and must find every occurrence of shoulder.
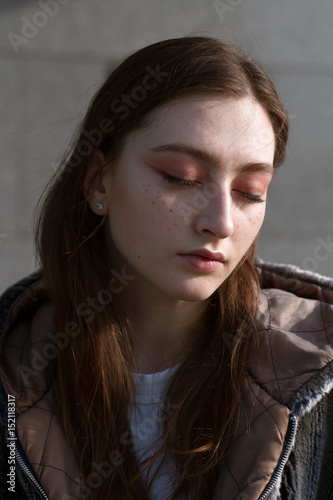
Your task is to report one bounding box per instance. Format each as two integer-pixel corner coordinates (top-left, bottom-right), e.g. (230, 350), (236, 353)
(257, 286), (333, 337)
(0, 271), (54, 413)
(255, 259), (333, 351)
(0, 271), (46, 336)
(252, 260), (333, 415)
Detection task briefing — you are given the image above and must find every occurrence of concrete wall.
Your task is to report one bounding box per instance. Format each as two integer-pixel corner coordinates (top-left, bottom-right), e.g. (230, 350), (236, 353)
(0, 0), (332, 293)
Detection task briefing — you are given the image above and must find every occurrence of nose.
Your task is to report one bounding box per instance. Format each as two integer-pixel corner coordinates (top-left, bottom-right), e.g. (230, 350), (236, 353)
(194, 185), (234, 239)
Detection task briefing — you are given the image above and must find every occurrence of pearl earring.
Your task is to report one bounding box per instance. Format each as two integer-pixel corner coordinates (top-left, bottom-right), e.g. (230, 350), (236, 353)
(96, 202), (104, 211)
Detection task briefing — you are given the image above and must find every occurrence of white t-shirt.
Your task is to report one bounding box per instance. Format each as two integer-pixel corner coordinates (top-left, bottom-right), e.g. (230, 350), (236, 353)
(130, 364), (180, 499)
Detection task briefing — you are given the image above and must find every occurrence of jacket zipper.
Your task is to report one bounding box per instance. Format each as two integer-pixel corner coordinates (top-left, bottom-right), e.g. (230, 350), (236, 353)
(258, 413), (297, 500)
(15, 442), (49, 500)
(12, 414), (298, 500)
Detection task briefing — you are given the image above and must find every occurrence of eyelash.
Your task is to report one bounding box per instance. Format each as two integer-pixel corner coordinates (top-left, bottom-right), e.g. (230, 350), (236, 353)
(162, 173), (196, 187)
(242, 193), (265, 204)
(163, 173), (265, 204)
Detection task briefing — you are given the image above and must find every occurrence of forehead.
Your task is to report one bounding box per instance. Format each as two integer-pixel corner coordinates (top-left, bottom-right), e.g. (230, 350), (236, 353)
(129, 96), (275, 164)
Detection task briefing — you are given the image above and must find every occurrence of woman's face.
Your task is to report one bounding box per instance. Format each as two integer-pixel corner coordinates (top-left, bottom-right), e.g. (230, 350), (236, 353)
(98, 96), (275, 302)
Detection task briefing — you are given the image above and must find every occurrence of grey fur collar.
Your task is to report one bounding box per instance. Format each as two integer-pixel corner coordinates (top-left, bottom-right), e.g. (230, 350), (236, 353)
(255, 258), (333, 290)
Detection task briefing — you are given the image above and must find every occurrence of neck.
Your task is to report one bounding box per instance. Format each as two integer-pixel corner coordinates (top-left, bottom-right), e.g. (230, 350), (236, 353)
(105, 230), (210, 374)
(119, 281), (209, 374)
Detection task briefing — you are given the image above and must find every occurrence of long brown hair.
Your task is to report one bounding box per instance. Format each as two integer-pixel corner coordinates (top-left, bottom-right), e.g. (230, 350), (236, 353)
(35, 37), (289, 499)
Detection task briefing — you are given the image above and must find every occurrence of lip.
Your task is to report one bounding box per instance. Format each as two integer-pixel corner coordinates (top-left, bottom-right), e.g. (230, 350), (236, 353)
(178, 249), (226, 272)
(188, 249), (226, 263)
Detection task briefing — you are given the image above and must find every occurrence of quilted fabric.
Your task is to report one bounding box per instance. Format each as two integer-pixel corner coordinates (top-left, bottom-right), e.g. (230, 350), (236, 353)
(213, 287), (333, 499)
(0, 262), (333, 499)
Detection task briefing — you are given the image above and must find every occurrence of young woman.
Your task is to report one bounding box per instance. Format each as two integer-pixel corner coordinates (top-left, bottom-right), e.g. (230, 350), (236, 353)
(1, 36), (333, 500)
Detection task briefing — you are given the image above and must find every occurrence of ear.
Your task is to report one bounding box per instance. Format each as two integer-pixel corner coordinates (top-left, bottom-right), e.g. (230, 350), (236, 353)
(83, 149), (110, 216)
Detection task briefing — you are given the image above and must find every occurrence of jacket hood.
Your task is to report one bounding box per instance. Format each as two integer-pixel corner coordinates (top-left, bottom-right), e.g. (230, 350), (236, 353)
(1, 262), (333, 499)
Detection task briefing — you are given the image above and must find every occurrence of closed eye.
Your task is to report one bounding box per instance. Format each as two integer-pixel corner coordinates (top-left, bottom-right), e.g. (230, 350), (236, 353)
(163, 173), (266, 202)
(162, 173), (197, 187)
(241, 192), (265, 203)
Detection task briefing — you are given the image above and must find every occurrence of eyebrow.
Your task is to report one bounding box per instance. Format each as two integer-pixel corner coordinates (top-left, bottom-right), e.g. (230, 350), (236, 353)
(149, 142), (274, 175)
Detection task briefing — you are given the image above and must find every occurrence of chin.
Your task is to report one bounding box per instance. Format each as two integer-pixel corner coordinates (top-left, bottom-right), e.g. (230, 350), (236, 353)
(166, 282), (221, 303)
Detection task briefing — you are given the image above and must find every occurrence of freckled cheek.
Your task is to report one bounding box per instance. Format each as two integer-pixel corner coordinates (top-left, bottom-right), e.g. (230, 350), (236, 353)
(248, 210), (266, 233)
(234, 210), (266, 242)
(113, 176), (181, 235)
(132, 187), (177, 232)
(157, 205), (180, 232)
(109, 185), (156, 239)
(148, 196), (182, 233)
